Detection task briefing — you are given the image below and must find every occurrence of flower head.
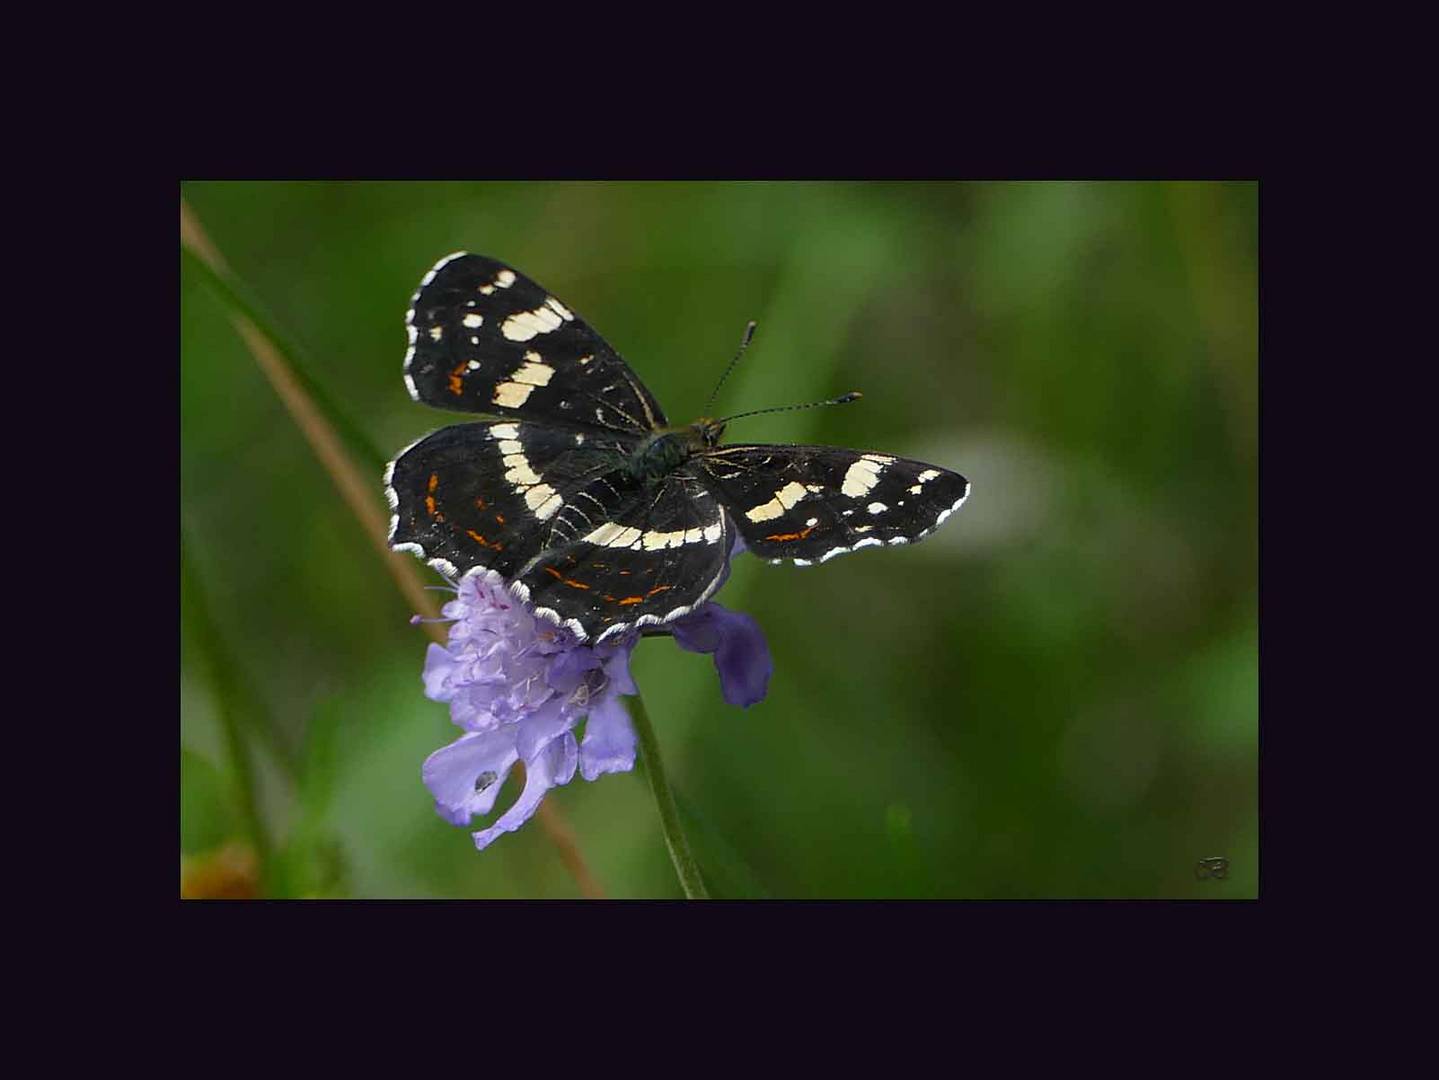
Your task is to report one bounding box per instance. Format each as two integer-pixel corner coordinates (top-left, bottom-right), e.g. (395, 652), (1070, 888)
(421, 567), (770, 851)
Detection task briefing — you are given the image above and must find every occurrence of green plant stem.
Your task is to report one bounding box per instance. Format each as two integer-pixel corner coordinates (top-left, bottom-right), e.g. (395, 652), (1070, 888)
(627, 692), (709, 899)
(181, 533), (274, 888)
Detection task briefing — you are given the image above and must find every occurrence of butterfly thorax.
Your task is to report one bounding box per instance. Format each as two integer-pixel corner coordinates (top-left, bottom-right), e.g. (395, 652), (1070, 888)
(627, 420), (726, 485)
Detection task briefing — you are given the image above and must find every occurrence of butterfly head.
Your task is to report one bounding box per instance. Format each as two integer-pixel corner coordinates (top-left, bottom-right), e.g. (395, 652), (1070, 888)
(691, 417), (728, 449)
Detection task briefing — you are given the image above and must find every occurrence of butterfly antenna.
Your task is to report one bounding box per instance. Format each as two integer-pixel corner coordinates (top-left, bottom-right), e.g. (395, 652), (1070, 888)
(704, 320), (758, 414)
(717, 391), (863, 426)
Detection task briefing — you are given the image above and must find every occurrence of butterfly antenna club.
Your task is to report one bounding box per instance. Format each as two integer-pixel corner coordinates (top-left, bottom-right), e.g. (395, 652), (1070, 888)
(704, 319), (758, 414)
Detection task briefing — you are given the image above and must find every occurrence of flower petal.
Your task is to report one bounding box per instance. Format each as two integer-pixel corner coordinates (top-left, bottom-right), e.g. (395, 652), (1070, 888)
(545, 647), (602, 696)
(421, 642), (462, 702)
(514, 697), (575, 763)
(472, 733), (578, 851)
(671, 602), (772, 708)
(579, 693), (638, 781)
(421, 728), (520, 826)
(600, 644), (638, 696)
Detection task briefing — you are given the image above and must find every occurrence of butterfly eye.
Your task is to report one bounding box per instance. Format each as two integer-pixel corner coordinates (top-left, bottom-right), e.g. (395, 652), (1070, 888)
(696, 419), (726, 446)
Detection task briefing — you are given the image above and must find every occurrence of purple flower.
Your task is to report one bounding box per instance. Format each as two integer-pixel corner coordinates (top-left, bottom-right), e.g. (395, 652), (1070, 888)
(420, 565), (771, 852)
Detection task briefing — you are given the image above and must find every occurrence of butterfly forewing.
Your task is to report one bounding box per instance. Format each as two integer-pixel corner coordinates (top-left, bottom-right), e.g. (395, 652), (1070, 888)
(697, 445), (969, 565)
(404, 253), (666, 435)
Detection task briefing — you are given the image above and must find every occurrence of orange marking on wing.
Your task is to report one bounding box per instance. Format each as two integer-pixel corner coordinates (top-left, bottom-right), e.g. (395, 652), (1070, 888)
(764, 525), (815, 542)
(617, 595), (645, 605)
(646, 585), (672, 597)
(425, 495), (441, 519)
(475, 496), (488, 510)
(494, 513), (505, 525)
(542, 564), (589, 590)
(428, 473), (439, 493)
(447, 363), (468, 396)
(466, 530), (502, 551)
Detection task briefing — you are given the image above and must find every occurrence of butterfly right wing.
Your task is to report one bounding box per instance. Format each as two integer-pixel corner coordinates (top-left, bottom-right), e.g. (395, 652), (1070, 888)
(696, 444), (970, 565)
(404, 253), (666, 436)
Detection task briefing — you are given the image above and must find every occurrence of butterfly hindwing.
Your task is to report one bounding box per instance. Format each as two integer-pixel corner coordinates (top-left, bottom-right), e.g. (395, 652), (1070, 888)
(510, 470), (733, 643)
(404, 252), (666, 435)
(697, 445), (969, 565)
(385, 420), (640, 583)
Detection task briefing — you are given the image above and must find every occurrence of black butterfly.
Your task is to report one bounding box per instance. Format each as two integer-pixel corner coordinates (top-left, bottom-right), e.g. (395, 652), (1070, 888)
(386, 253), (970, 644)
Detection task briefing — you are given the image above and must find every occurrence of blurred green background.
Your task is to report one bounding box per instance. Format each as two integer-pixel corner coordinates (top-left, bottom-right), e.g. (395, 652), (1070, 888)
(180, 181), (1257, 899)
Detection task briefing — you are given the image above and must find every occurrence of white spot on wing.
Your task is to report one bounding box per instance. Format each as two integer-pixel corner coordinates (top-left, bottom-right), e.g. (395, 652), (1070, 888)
(501, 304), (566, 342)
(462, 313), (484, 329)
(512, 360), (554, 387)
(504, 458), (540, 485)
(841, 457), (884, 497)
(867, 502), (888, 514)
(493, 382), (534, 407)
(525, 485), (561, 519)
(744, 480), (809, 523)
(584, 523), (644, 548)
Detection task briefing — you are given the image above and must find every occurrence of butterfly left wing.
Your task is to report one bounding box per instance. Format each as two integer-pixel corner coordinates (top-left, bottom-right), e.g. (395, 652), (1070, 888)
(696, 445), (969, 565)
(404, 252), (666, 435)
(386, 419), (639, 583)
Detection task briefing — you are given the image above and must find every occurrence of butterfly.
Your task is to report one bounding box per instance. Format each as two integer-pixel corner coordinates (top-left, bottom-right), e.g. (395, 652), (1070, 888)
(386, 253), (970, 644)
